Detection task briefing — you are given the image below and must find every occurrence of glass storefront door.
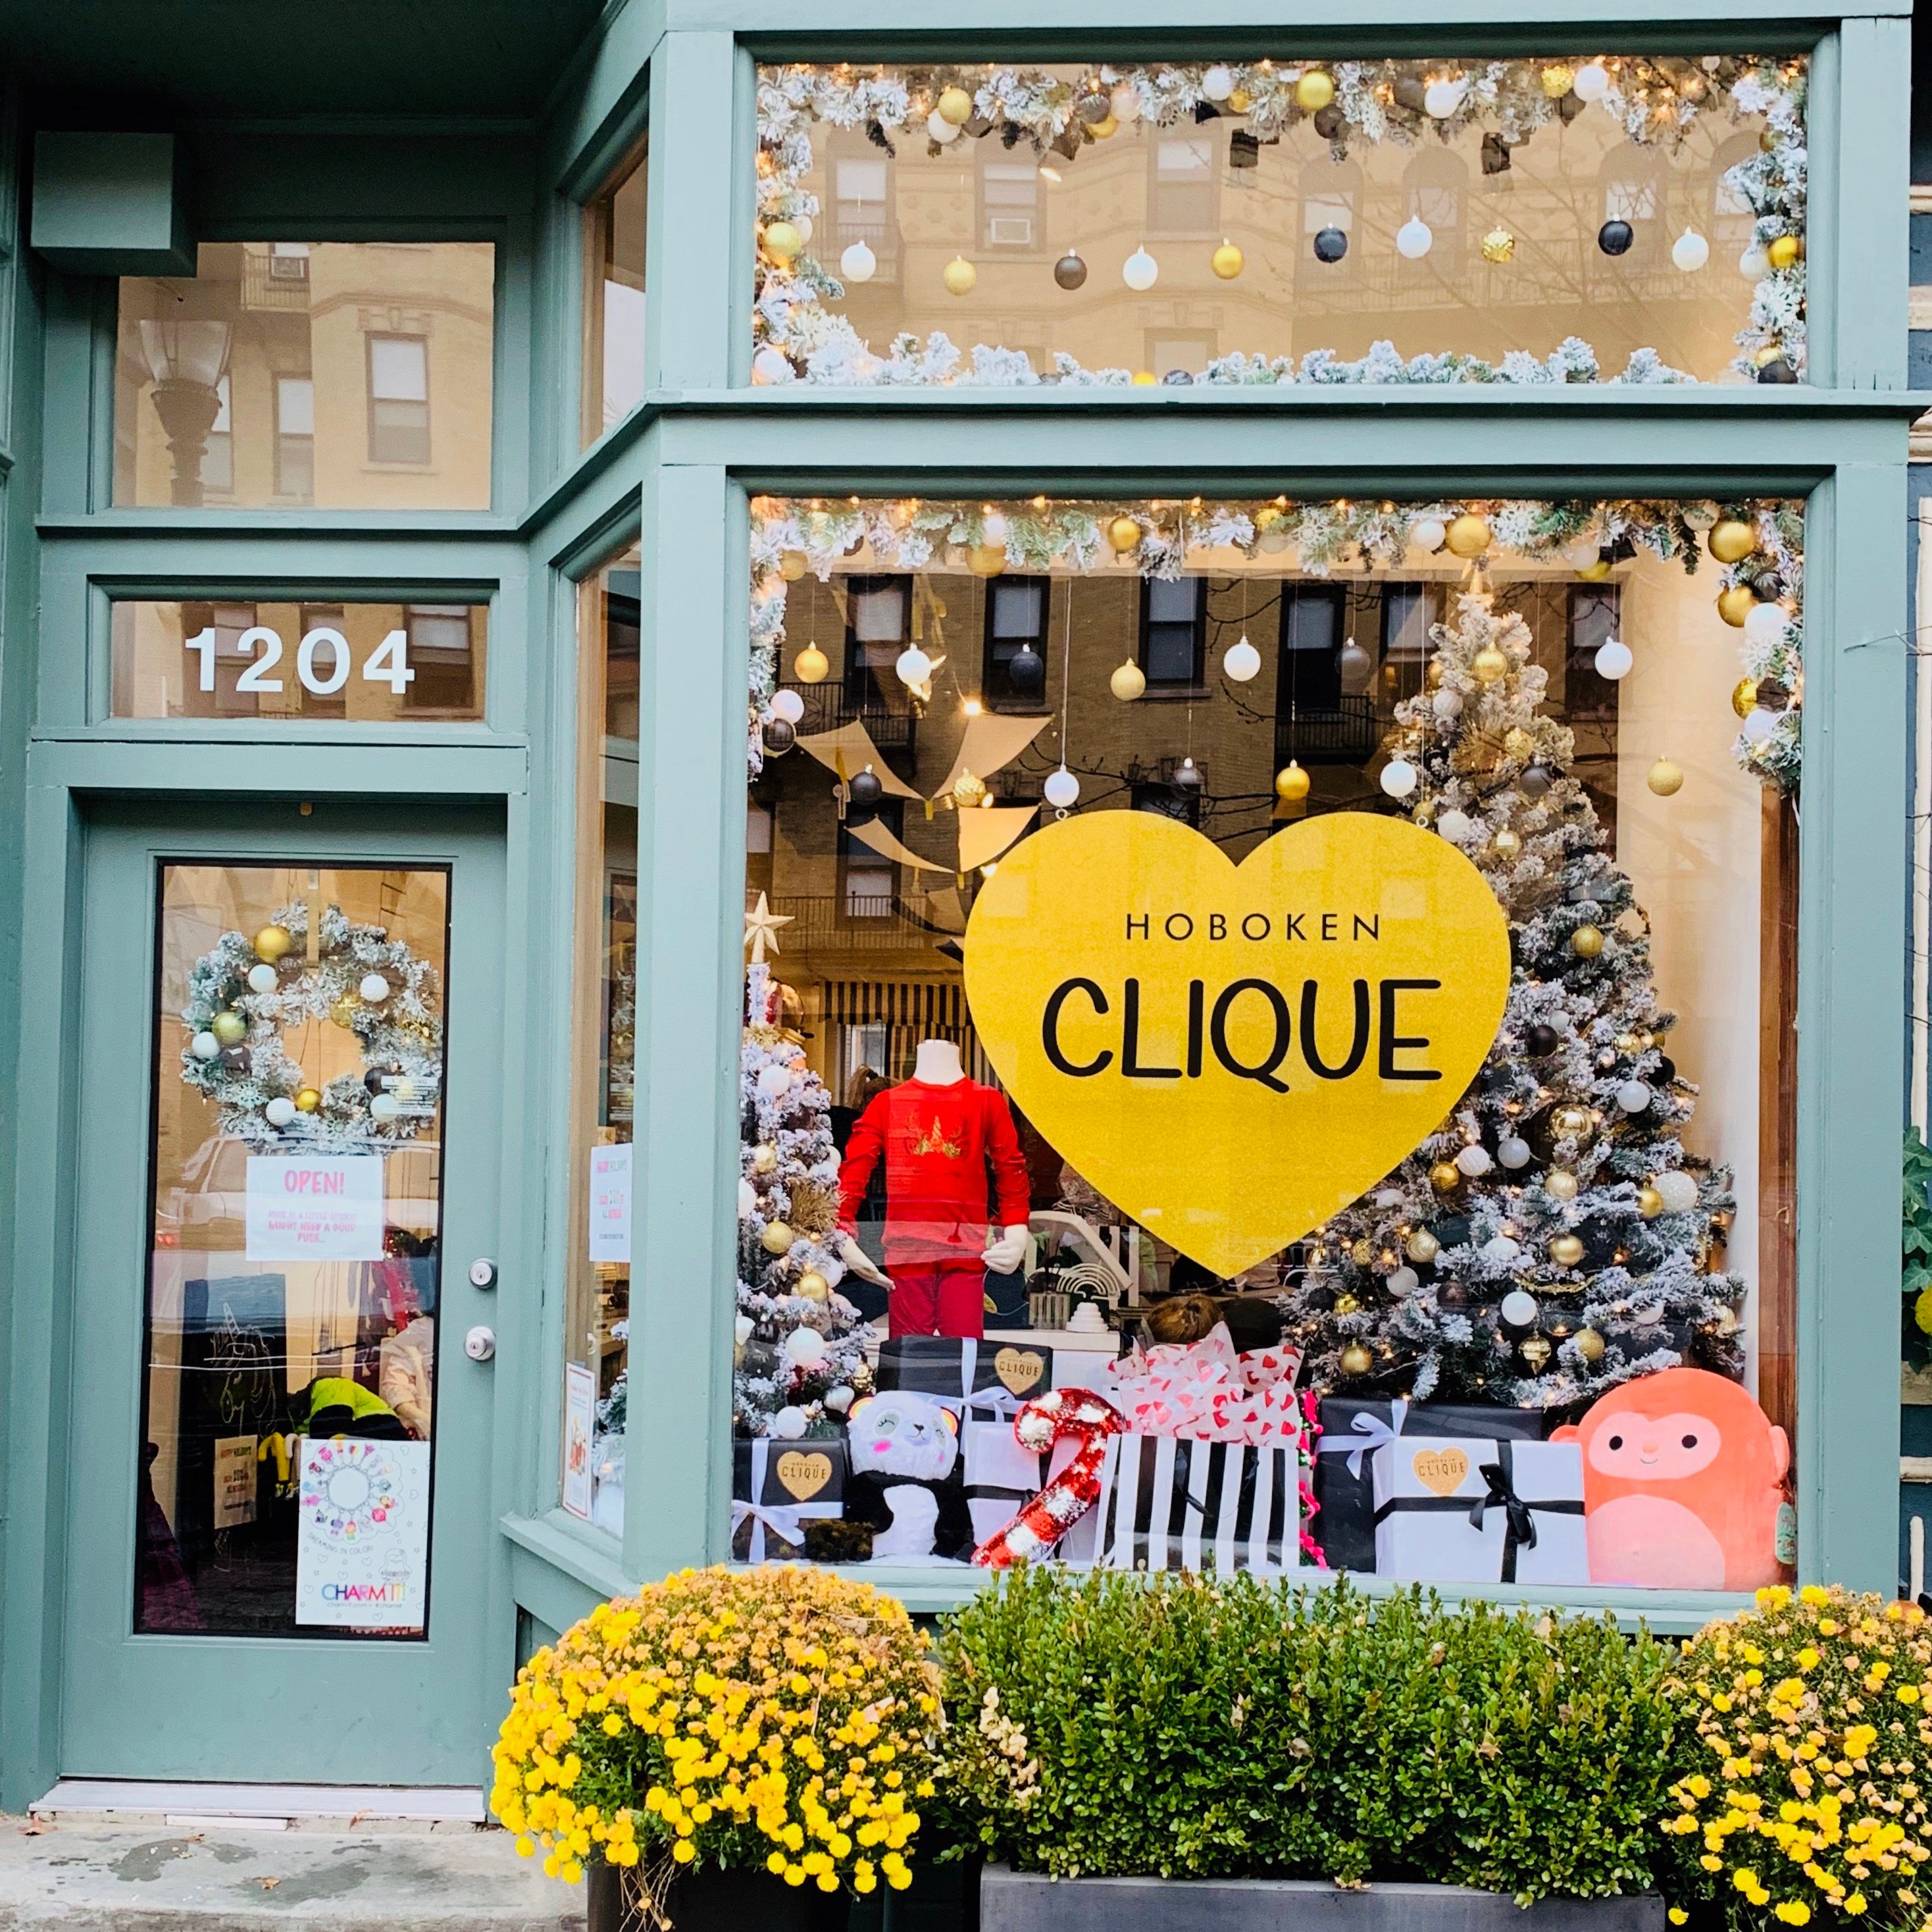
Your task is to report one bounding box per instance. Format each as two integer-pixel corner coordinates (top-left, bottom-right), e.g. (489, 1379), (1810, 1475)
(61, 801), (507, 1783)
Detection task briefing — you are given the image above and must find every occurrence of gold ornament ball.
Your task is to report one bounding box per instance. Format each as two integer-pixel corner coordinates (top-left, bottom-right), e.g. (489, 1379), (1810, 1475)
(761, 1220), (796, 1256)
(936, 84), (973, 126)
(1637, 1184), (1665, 1220)
(329, 997), (359, 1029)
(751, 1143), (778, 1175)
(1227, 87), (1252, 113)
(1406, 1229), (1440, 1264)
(942, 255), (978, 297)
(293, 1087), (323, 1115)
(1088, 113), (1119, 139)
(1752, 343), (1787, 370)
(1615, 1031), (1642, 1054)
(1716, 584), (1755, 628)
(1503, 726), (1535, 760)
(952, 770), (988, 809)
(1731, 676), (1760, 719)
(1541, 63), (1576, 97)
(1429, 1161), (1462, 1194)
(211, 1010), (248, 1046)
(253, 924), (293, 963)
(1410, 800), (1436, 828)
(1295, 69), (1336, 111)
(1480, 226), (1516, 265)
(1574, 1327), (1606, 1363)
(1109, 659), (1147, 702)
(1275, 761), (1311, 803)
(1766, 234), (1802, 271)
(794, 642), (830, 685)
(797, 1269), (830, 1303)
(1570, 923), (1605, 959)
(1554, 1104), (1592, 1138)
(1549, 1233), (1585, 1267)
(1577, 557), (1612, 582)
(1332, 1292), (1361, 1316)
(762, 220), (803, 264)
(1350, 1238), (1373, 1266)
(1646, 757), (1685, 798)
(1445, 513), (1492, 559)
(1211, 240), (1245, 280)
(1545, 1169), (1579, 1202)
(1708, 518), (1757, 565)
(1338, 1342), (1375, 1377)
(778, 549), (809, 582)
(1471, 644), (1509, 686)
(1106, 515), (1143, 553)
(1425, 656), (1446, 689)
(1492, 828), (1523, 859)
(967, 543), (1006, 578)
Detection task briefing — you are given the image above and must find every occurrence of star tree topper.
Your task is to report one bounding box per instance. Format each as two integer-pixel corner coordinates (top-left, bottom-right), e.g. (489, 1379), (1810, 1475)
(744, 891), (793, 965)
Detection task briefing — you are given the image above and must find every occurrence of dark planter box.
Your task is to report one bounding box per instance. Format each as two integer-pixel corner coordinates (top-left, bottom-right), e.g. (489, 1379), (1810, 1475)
(588, 1859), (854, 1932)
(980, 1868), (1663, 1932)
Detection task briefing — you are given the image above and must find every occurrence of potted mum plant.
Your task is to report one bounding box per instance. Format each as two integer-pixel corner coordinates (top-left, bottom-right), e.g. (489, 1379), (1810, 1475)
(490, 1565), (943, 1931)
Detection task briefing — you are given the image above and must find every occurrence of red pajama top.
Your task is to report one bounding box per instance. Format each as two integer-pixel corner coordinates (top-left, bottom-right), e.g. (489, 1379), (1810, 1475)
(836, 1079), (1030, 1265)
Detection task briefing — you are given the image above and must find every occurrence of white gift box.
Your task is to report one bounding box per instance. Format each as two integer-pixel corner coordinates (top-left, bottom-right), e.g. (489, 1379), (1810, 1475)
(1370, 1437), (1587, 1586)
(961, 1422), (1097, 1558)
(1093, 1433), (1297, 1574)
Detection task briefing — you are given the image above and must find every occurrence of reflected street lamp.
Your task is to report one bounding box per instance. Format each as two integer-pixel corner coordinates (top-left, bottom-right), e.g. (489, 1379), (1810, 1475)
(138, 319), (232, 507)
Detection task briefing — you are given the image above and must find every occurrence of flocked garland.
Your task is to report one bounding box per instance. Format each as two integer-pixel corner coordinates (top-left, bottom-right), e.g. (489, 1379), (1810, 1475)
(748, 494), (1804, 793)
(182, 900), (444, 1153)
(754, 56), (1806, 389)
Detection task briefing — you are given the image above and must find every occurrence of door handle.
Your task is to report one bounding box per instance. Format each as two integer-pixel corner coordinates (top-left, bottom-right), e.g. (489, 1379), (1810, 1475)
(468, 1257), (498, 1289)
(465, 1325), (497, 1362)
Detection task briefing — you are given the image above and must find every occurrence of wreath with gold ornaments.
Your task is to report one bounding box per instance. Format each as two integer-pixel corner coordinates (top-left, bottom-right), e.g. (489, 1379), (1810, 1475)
(181, 901), (443, 1152)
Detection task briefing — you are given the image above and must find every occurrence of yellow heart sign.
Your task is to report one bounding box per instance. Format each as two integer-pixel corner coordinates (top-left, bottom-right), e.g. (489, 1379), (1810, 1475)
(1411, 1447), (1472, 1496)
(994, 1346), (1046, 1394)
(964, 811), (1510, 1276)
(774, 1450), (833, 1501)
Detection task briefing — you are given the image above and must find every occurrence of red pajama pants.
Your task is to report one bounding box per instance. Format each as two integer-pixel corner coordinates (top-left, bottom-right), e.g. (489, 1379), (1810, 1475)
(887, 1261), (986, 1340)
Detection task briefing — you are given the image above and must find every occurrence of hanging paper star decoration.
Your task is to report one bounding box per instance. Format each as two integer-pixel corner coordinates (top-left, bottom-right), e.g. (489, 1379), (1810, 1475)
(744, 891), (794, 965)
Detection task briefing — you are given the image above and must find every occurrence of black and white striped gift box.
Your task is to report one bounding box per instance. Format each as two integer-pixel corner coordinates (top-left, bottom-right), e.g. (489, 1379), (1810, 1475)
(1093, 1434), (1297, 1574)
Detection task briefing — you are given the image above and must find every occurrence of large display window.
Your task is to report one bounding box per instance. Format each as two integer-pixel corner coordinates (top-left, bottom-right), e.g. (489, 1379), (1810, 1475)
(752, 59), (1806, 390)
(731, 492), (1802, 1594)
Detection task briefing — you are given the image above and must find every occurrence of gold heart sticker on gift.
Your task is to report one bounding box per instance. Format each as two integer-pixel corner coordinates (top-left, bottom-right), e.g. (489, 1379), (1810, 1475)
(965, 811), (1510, 1277)
(1411, 1447), (1471, 1496)
(994, 1346), (1046, 1394)
(774, 1451), (832, 1500)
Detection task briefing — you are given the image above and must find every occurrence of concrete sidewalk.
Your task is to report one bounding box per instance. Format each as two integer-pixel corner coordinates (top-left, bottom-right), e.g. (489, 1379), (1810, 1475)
(0, 1818), (585, 1931)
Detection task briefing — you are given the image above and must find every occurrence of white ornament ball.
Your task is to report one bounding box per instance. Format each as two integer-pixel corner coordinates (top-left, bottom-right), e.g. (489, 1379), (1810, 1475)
(1223, 636), (1261, 682)
(1386, 1265), (1419, 1298)
(1498, 1136), (1533, 1170)
(1411, 517), (1447, 554)
(247, 963), (279, 994)
(1739, 244), (1770, 282)
(1396, 217), (1434, 260)
(825, 1385), (855, 1413)
(739, 1178), (757, 1218)
(735, 1313), (755, 1346)
(1573, 62), (1611, 103)
(840, 240), (877, 283)
(1375, 1187), (1406, 1209)
(1671, 229), (1711, 273)
(1487, 1241), (1527, 1271)
(757, 1063), (792, 1100)
(1742, 602), (1790, 649)
(750, 345), (794, 386)
(980, 511), (1009, 547)
(783, 1326), (828, 1367)
(1741, 707), (1779, 746)
(1432, 689), (1463, 721)
(1122, 245), (1159, 292)
(1201, 64), (1234, 101)
(1616, 1079), (1654, 1113)
(369, 1092), (402, 1124)
(1109, 82), (1141, 122)
(1594, 640), (1633, 680)
(927, 109), (961, 144)
(1423, 77), (1467, 118)
(1500, 1288), (1540, 1327)
(1436, 808), (1474, 844)
(771, 1406), (808, 1440)
(1043, 765), (1081, 810)
(1379, 758), (1418, 800)
(358, 972), (392, 1002)
(1455, 1144), (1494, 1178)
(191, 1030), (222, 1061)
(769, 688), (805, 725)
(1563, 537), (1603, 570)
(265, 1096), (298, 1128)
(1654, 1170), (1700, 1215)
(895, 645), (932, 689)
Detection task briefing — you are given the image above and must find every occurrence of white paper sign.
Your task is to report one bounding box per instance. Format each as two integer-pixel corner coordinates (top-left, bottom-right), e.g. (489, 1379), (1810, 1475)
(295, 1436), (432, 1628)
(588, 1143), (633, 1263)
(562, 1362), (596, 1521)
(214, 1434), (258, 1529)
(246, 1156), (386, 1262)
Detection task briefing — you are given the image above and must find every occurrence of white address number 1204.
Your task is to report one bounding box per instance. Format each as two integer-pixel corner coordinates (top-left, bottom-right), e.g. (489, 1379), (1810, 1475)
(184, 625), (416, 696)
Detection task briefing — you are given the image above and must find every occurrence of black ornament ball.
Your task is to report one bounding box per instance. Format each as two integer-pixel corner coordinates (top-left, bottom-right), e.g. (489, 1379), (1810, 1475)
(1313, 103), (1344, 139)
(1392, 76), (1427, 111)
(1436, 1281), (1470, 1311)
(221, 1045), (252, 1074)
(1526, 1023), (1562, 1057)
(1756, 356), (1798, 385)
(1520, 763), (1552, 800)
(367, 1067), (392, 1096)
(848, 767), (884, 809)
(762, 717), (796, 755)
(1655, 1055), (1677, 1085)
(1160, 368), (1194, 386)
(1313, 226), (1349, 264)
(1596, 219), (1635, 257)
(1054, 250), (1088, 290)
(1006, 643), (1045, 692)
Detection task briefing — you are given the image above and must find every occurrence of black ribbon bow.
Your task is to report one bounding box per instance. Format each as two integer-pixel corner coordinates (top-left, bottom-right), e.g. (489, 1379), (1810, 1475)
(1468, 1450), (1539, 1553)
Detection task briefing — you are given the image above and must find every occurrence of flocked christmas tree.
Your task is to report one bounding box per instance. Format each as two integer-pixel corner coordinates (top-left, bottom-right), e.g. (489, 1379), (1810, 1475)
(735, 894), (873, 1439)
(1280, 584), (1747, 1411)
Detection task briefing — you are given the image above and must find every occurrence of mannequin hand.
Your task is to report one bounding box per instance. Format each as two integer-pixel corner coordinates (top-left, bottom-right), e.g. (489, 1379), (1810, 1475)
(838, 1237), (892, 1289)
(982, 1224), (1031, 1275)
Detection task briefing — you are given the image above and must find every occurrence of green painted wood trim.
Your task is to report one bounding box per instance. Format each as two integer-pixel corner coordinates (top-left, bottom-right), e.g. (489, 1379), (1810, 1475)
(23, 738), (532, 797)
(503, 1508), (640, 1604)
(644, 33), (738, 394)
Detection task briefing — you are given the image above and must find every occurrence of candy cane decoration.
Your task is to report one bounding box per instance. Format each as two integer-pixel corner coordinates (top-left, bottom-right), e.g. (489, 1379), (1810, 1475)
(973, 1387), (1125, 1569)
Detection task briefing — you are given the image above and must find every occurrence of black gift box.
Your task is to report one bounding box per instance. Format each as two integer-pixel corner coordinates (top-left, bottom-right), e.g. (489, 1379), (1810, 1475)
(1313, 1398), (1548, 1574)
(730, 1436), (847, 1562)
(875, 1335), (1054, 1417)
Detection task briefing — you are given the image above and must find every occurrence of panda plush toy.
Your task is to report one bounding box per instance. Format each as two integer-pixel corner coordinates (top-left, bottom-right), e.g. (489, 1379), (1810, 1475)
(842, 1391), (975, 1561)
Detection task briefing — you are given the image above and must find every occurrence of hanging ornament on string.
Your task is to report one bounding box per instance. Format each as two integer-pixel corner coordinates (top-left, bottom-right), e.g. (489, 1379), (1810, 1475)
(1671, 229), (1710, 273)
(1223, 635), (1261, 682)
(1423, 76), (1467, 119)
(1006, 641), (1044, 694)
(1396, 217), (1433, 259)
(1313, 226), (1348, 263)
(1044, 766), (1080, 812)
(1597, 220), (1634, 257)
(942, 255), (977, 295)
(840, 240), (877, 283)
(1594, 638), (1633, 680)
(1122, 245), (1159, 291)
(1646, 758), (1685, 797)
(793, 641), (828, 684)
(848, 765), (884, 809)
(1110, 659), (1146, 701)
(1294, 69), (1335, 111)
(1379, 758), (1418, 800)
(1572, 62), (1611, 103)
(1480, 226), (1516, 265)
(1054, 249), (1088, 290)
(1708, 519), (1756, 563)
(1275, 761), (1309, 803)
(1210, 239), (1244, 280)
(1446, 513), (1491, 559)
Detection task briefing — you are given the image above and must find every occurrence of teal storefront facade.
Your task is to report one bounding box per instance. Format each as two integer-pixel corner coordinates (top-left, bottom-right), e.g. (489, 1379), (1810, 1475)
(0, 0), (1920, 1805)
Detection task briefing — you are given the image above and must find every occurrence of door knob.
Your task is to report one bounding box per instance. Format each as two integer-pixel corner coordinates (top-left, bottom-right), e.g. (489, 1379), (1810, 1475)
(469, 1257), (498, 1289)
(465, 1325), (497, 1362)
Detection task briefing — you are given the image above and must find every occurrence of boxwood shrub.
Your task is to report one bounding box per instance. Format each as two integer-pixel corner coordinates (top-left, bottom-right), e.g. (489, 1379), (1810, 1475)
(934, 1567), (1683, 1902)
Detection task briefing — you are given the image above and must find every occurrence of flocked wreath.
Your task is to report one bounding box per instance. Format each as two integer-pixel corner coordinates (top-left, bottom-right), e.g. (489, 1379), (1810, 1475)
(182, 900), (443, 1153)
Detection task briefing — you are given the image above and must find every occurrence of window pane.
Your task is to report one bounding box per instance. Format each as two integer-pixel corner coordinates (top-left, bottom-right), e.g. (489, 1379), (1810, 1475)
(584, 145), (648, 446)
(116, 243), (493, 508)
(736, 492), (1801, 1594)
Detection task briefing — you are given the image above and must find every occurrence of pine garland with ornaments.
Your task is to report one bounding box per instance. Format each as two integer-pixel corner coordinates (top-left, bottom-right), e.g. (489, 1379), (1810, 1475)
(735, 906), (873, 1440)
(1276, 585), (1746, 1411)
(182, 901), (442, 1152)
